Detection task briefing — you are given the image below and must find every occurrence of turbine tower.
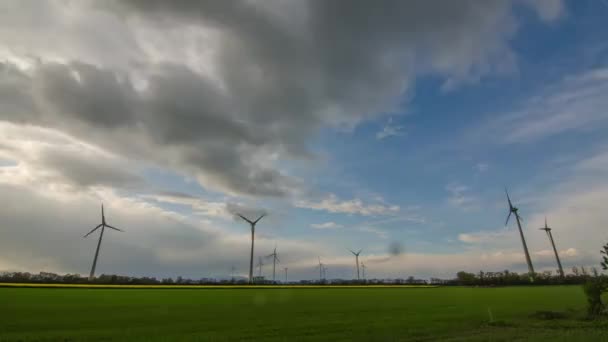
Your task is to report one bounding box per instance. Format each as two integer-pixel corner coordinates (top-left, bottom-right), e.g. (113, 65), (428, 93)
(256, 256), (265, 277)
(83, 204), (124, 280)
(505, 189), (535, 280)
(361, 262), (366, 280)
(266, 245), (280, 283)
(540, 217), (565, 278)
(237, 213), (266, 284)
(316, 256), (324, 282)
(348, 249), (362, 280)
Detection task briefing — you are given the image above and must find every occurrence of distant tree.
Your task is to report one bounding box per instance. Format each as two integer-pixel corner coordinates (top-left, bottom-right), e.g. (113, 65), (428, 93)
(456, 271), (476, 285)
(572, 266), (580, 276)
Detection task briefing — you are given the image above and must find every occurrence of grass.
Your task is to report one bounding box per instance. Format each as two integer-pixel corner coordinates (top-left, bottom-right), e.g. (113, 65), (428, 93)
(0, 285), (606, 341)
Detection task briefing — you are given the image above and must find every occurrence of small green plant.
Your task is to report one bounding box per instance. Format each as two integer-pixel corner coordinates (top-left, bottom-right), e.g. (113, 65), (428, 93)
(583, 278), (606, 318)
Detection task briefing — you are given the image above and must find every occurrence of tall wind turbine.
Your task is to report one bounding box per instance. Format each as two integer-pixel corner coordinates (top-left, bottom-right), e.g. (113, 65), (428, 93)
(540, 217), (565, 278)
(266, 245), (280, 283)
(348, 249), (362, 280)
(505, 189), (535, 280)
(83, 204), (124, 280)
(237, 213), (266, 284)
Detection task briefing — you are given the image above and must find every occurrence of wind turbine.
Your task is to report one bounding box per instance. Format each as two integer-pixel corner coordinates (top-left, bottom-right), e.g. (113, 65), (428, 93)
(256, 256), (265, 278)
(348, 249), (362, 281)
(266, 245), (280, 283)
(316, 256), (324, 282)
(540, 217), (565, 278)
(83, 204), (124, 280)
(236, 213), (266, 284)
(505, 189), (535, 280)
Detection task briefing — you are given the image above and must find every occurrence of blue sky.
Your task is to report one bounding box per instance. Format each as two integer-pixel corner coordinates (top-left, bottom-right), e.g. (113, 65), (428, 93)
(1, 0), (608, 280)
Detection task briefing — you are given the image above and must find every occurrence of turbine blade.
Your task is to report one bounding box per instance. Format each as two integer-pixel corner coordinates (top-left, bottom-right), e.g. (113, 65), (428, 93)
(275, 256), (280, 263)
(348, 248), (355, 255)
(505, 211), (512, 226)
(253, 213), (266, 224)
(357, 249), (362, 255)
(236, 214), (254, 225)
(105, 224), (124, 232)
(84, 224), (102, 238)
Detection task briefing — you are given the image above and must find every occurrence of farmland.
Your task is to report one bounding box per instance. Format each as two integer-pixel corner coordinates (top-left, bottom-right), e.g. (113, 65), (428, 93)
(1, 285), (606, 341)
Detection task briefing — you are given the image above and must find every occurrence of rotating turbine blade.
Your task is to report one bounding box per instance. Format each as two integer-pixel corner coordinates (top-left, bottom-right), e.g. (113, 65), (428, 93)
(105, 224), (124, 232)
(84, 224), (102, 238)
(505, 188), (513, 207)
(253, 213), (266, 224)
(236, 214), (254, 225)
(505, 211), (512, 226)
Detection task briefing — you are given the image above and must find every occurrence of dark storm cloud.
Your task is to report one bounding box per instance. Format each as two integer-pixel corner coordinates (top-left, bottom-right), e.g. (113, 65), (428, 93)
(38, 148), (144, 189)
(0, 63), (38, 122)
(34, 62), (137, 129)
(0, 0), (562, 197)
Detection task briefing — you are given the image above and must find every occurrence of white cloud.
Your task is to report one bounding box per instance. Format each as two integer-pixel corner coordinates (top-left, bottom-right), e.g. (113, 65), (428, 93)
(474, 67), (608, 145)
(142, 193), (232, 220)
(376, 117), (405, 140)
(446, 182), (479, 211)
(474, 162), (489, 173)
(311, 222), (343, 230)
(458, 230), (510, 244)
(534, 248), (578, 258)
(358, 227), (388, 239)
(295, 193), (400, 216)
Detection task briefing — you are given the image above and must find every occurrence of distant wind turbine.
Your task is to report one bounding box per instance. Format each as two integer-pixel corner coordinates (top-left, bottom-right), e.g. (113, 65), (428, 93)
(256, 256), (265, 278)
(83, 204), (124, 280)
(361, 262), (366, 280)
(540, 217), (565, 278)
(237, 213), (266, 284)
(266, 245), (280, 283)
(348, 249), (362, 281)
(316, 256), (324, 282)
(505, 189), (535, 280)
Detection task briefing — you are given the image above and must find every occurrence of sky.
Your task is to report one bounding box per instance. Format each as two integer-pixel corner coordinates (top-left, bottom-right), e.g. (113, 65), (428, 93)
(1, 0), (607, 281)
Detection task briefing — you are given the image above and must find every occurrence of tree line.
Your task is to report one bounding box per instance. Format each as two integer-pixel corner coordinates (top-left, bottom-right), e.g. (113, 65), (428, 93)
(0, 268), (603, 286)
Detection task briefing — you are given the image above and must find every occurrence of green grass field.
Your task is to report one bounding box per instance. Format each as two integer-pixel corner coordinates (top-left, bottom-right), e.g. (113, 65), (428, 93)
(1, 286), (606, 341)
